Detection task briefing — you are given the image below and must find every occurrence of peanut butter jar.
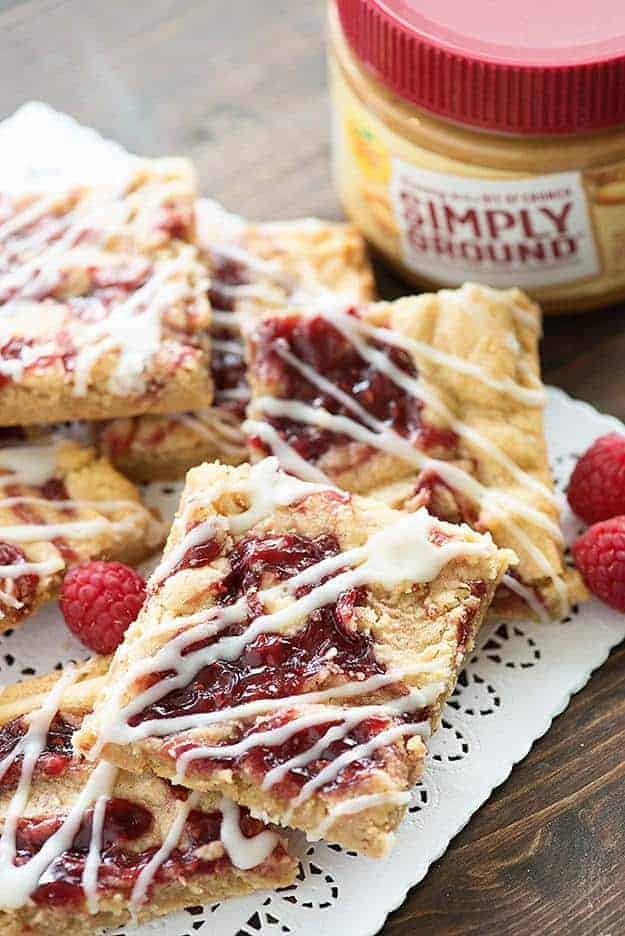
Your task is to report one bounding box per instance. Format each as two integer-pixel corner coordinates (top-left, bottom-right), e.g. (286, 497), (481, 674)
(328, 0), (625, 312)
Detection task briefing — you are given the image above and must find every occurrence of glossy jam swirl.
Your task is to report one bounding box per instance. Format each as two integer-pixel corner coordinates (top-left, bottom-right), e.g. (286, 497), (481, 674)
(250, 312), (458, 462)
(136, 532), (379, 726)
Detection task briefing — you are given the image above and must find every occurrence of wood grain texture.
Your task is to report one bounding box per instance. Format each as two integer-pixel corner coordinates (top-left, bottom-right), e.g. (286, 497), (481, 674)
(0, 2), (624, 934)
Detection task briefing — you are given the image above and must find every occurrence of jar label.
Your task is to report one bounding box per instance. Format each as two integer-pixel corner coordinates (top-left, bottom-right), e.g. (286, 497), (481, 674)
(389, 162), (600, 288)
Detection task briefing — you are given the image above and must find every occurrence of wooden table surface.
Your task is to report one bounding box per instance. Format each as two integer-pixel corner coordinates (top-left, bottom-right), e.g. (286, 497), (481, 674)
(1, 1), (624, 934)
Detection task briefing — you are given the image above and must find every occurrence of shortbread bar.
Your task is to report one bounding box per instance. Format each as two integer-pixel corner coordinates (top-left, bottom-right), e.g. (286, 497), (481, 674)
(0, 163), (213, 426)
(243, 284), (583, 621)
(0, 439), (163, 628)
(95, 199), (375, 481)
(0, 660), (296, 935)
(76, 458), (512, 857)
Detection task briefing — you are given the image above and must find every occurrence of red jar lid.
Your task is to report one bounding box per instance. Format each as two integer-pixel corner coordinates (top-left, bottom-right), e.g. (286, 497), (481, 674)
(336, 0), (625, 134)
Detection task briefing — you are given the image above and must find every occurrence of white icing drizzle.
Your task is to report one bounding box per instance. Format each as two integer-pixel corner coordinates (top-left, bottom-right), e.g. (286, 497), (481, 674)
(224, 457), (330, 536)
(0, 184), (208, 402)
(118, 507), (488, 741)
(0, 445), (59, 486)
(109, 670), (439, 746)
(175, 688), (433, 783)
(82, 791), (110, 914)
(72, 254), (207, 399)
(208, 241), (292, 288)
(218, 797), (278, 870)
(245, 417), (329, 483)
(0, 666), (76, 800)
(0, 590), (21, 613)
(128, 791), (281, 912)
(0, 518), (121, 542)
(214, 280), (287, 305)
(311, 790), (411, 839)
(0, 554), (66, 618)
(270, 338), (560, 540)
(0, 556), (66, 580)
(289, 721), (426, 812)
(316, 305), (554, 501)
(129, 790), (201, 913)
(218, 387), (249, 402)
(0, 193), (62, 245)
(211, 309), (241, 330)
(0, 496), (154, 516)
(212, 338), (245, 355)
(501, 573), (550, 624)
(175, 410), (247, 458)
(0, 175), (190, 302)
(0, 337), (60, 383)
(0, 664), (109, 910)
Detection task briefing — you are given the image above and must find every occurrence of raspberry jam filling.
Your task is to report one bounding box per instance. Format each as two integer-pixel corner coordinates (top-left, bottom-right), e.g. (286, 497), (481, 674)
(0, 714), (76, 787)
(250, 313), (458, 463)
(15, 794), (269, 908)
(163, 534), (224, 582)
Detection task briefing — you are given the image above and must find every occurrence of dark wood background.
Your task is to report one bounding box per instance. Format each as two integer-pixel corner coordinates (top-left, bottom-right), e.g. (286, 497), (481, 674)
(1, 1), (624, 933)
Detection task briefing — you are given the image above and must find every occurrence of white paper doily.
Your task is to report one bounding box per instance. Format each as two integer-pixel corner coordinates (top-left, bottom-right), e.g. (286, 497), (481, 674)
(1, 104), (624, 936)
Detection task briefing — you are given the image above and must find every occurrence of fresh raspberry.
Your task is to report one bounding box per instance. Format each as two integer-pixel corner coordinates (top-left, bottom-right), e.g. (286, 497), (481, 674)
(567, 433), (625, 524)
(59, 561), (146, 654)
(572, 517), (625, 612)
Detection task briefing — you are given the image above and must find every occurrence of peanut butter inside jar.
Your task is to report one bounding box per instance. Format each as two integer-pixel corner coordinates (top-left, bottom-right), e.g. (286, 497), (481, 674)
(328, 0), (625, 313)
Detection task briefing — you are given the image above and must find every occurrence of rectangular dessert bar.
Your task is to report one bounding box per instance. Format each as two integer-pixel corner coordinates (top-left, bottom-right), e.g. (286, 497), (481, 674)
(0, 162), (213, 426)
(242, 283), (583, 621)
(95, 199), (376, 481)
(76, 458), (512, 857)
(0, 660), (296, 935)
(0, 439), (163, 629)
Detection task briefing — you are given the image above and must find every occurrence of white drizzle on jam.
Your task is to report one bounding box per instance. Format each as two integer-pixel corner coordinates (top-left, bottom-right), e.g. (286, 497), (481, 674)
(0, 669), (281, 913)
(128, 790), (202, 913)
(244, 303), (568, 617)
